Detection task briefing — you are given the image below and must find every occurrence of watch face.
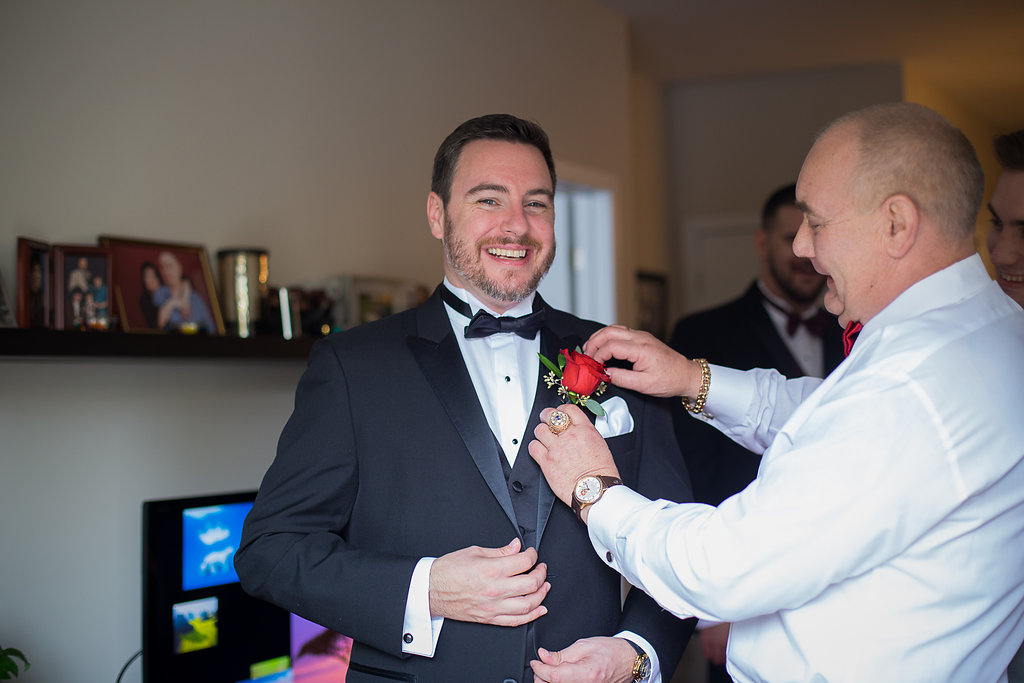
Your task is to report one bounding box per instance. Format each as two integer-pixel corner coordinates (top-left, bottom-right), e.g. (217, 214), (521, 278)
(637, 657), (651, 678)
(574, 476), (603, 504)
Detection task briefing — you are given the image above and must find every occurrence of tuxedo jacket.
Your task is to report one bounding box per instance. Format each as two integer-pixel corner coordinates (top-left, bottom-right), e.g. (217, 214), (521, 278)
(669, 281), (844, 506)
(236, 285), (694, 683)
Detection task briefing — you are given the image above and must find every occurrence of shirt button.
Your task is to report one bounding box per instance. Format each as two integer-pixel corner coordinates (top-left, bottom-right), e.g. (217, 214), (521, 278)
(403, 633), (414, 644)
(606, 551), (614, 563)
(505, 376), (511, 382)
(512, 438), (519, 445)
(511, 480), (524, 493)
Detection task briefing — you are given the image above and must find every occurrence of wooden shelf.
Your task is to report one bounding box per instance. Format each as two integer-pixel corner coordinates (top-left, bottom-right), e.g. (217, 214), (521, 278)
(0, 328), (316, 359)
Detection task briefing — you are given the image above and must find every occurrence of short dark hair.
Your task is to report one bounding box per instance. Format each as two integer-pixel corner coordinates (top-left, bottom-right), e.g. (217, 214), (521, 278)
(431, 114), (556, 206)
(994, 130), (1024, 172)
(761, 183), (797, 229)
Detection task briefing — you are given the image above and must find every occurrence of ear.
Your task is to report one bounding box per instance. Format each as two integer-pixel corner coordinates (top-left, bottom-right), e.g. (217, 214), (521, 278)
(753, 227), (768, 260)
(882, 194), (919, 259)
(427, 192), (446, 241)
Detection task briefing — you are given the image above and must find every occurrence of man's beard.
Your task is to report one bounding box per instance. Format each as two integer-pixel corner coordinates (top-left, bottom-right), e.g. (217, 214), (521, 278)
(770, 257), (825, 306)
(443, 214), (555, 304)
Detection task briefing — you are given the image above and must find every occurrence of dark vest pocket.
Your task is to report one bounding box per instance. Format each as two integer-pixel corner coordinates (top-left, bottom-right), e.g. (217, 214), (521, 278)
(348, 661), (417, 681)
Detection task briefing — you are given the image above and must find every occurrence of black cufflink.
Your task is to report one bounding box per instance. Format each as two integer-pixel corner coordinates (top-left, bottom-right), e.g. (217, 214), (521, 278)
(403, 633), (413, 644)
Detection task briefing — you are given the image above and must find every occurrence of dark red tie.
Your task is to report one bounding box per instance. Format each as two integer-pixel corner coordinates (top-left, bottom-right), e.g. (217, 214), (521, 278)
(842, 321), (863, 356)
(760, 292), (829, 337)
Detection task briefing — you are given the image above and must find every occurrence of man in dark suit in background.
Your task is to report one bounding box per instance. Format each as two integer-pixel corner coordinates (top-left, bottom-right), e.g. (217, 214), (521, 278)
(235, 114), (694, 683)
(668, 183), (843, 682)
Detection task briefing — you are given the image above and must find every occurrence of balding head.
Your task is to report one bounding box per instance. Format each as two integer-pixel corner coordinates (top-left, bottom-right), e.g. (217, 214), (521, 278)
(818, 103), (983, 243)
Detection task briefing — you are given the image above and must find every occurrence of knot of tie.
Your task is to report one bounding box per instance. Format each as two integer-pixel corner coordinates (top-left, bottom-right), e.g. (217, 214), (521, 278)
(440, 285), (545, 340)
(842, 321), (863, 356)
(464, 308), (545, 339)
(760, 291), (829, 338)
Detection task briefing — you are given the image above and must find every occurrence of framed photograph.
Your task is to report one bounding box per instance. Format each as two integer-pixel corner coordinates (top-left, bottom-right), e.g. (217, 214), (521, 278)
(636, 270), (669, 341)
(52, 245), (115, 331)
(99, 236), (225, 335)
(16, 237), (52, 328)
(0, 267), (16, 327)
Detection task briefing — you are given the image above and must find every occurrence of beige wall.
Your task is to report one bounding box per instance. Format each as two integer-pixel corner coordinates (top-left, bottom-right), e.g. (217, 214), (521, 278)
(0, 2), (639, 682)
(904, 61), (1004, 272)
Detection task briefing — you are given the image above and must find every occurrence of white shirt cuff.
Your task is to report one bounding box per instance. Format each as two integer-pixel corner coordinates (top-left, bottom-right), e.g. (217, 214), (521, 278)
(402, 557), (444, 656)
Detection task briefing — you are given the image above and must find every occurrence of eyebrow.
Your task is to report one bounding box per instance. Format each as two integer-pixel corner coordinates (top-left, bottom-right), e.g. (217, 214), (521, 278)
(466, 183), (554, 200)
(794, 200), (812, 215)
(988, 202), (1024, 227)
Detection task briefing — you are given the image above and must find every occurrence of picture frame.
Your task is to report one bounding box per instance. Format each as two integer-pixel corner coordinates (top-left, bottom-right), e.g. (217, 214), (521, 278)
(0, 267), (16, 328)
(16, 237), (52, 328)
(635, 270), (669, 341)
(52, 245), (115, 331)
(98, 236), (225, 335)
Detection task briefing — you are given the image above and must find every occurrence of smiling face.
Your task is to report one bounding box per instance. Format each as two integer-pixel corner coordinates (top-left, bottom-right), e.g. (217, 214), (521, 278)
(986, 170), (1024, 308)
(757, 203), (827, 309)
(428, 139), (556, 313)
(793, 127), (891, 327)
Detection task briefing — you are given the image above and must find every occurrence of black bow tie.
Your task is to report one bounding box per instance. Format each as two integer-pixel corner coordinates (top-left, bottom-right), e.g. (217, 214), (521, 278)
(440, 286), (545, 340)
(760, 292), (829, 338)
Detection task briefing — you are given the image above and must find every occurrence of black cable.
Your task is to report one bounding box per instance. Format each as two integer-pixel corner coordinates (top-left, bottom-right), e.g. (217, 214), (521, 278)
(115, 649), (142, 683)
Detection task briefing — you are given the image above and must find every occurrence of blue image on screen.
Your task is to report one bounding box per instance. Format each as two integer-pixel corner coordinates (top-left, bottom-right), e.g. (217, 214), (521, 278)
(182, 501), (253, 591)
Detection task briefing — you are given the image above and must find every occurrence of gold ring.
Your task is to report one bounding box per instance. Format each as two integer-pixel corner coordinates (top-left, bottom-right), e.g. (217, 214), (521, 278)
(547, 410), (572, 435)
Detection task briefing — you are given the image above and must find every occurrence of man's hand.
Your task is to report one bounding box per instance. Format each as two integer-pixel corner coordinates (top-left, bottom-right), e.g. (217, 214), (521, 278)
(531, 636), (638, 683)
(584, 325), (701, 400)
(700, 622), (730, 666)
(529, 405), (619, 514)
(428, 538), (550, 626)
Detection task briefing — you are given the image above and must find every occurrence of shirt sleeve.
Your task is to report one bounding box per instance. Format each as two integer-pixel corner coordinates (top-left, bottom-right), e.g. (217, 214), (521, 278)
(588, 366), (962, 623)
(401, 557), (444, 656)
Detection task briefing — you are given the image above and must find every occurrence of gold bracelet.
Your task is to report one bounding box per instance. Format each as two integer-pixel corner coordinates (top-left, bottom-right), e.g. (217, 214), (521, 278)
(681, 358), (710, 414)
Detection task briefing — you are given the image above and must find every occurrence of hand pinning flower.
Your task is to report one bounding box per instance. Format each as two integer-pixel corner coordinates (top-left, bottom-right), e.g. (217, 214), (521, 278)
(539, 347), (610, 417)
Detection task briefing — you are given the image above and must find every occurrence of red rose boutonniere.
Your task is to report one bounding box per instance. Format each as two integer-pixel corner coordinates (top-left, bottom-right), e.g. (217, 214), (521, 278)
(539, 347), (610, 417)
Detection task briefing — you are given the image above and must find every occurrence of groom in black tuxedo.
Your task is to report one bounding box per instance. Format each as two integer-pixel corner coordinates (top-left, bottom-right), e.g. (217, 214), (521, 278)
(236, 114), (694, 683)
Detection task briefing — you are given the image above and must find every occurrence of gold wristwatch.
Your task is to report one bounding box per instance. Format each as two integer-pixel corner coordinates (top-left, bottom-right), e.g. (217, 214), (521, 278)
(571, 474), (622, 521)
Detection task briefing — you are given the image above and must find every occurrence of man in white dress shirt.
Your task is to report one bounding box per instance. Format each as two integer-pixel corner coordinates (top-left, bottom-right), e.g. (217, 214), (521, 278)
(528, 102), (1024, 682)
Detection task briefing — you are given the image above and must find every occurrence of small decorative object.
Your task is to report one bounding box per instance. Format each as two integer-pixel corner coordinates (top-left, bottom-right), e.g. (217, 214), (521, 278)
(217, 248), (269, 338)
(0, 644), (29, 679)
(99, 236), (225, 334)
(539, 347), (610, 417)
(325, 275), (423, 331)
(52, 245), (115, 331)
(0, 268), (15, 328)
(16, 237), (51, 328)
(635, 270), (668, 340)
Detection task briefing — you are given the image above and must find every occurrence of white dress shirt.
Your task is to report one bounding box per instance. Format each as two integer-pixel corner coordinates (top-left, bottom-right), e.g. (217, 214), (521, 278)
(403, 280), (662, 680)
(588, 254), (1024, 682)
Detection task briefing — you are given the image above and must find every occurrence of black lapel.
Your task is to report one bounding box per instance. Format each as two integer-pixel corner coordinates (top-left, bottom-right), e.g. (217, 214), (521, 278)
(407, 287), (517, 528)
(741, 284), (805, 378)
(529, 299), (588, 543)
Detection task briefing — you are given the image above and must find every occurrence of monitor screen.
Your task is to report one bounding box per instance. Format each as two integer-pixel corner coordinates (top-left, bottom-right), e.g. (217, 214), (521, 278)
(142, 491), (351, 683)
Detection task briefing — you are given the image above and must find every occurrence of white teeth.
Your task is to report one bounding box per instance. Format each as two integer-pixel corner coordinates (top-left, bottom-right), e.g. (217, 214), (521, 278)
(1000, 273), (1024, 283)
(488, 247), (527, 259)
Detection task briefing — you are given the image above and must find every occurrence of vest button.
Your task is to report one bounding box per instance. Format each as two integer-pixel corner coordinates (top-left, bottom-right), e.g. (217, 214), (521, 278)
(511, 480), (524, 493)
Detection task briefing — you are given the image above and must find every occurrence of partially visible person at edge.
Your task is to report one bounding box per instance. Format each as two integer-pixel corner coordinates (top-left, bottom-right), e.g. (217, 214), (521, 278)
(991, 128), (1024, 683)
(235, 113), (694, 683)
(668, 182), (844, 682)
(988, 129), (1024, 309)
(527, 102), (1024, 682)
